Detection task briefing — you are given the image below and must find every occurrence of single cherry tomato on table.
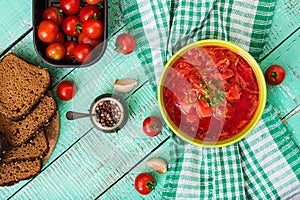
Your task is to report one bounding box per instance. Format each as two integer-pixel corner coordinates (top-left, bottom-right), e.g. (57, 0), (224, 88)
(53, 30), (65, 44)
(73, 44), (92, 63)
(42, 6), (64, 26)
(78, 32), (102, 48)
(60, 0), (80, 15)
(37, 20), (58, 43)
(82, 20), (104, 39)
(115, 33), (136, 54)
(46, 42), (66, 61)
(265, 64), (286, 85)
(142, 116), (163, 137)
(79, 5), (101, 22)
(64, 41), (77, 62)
(57, 81), (76, 101)
(86, 0), (102, 5)
(62, 16), (81, 37)
(134, 173), (155, 195)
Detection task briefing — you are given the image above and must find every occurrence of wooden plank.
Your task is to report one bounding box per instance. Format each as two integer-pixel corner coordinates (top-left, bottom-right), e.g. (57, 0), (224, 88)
(0, 25), (127, 200)
(0, 1), (32, 55)
(260, 0), (300, 59)
(260, 29), (300, 118)
(99, 139), (172, 199)
(7, 83), (171, 199)
(0, 26), (168, 198)
(283, 105), (300, 147)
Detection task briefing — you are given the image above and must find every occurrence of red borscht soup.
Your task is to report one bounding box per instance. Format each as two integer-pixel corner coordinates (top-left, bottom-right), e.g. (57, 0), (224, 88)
(162, 46), (259, 141)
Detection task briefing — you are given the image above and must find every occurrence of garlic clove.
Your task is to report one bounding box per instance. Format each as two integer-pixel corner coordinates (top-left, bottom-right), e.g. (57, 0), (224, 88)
(114, 79), (137, 93)
(146, 157), (168, 174)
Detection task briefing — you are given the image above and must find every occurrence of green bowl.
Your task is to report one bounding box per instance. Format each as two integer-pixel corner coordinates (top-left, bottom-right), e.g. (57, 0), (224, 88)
(158, 39), (266, 147)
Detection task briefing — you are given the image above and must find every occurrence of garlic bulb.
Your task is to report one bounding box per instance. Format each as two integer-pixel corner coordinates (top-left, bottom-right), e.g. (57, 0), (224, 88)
(146, 158), (168, 174)
(114, 79), (137, 93)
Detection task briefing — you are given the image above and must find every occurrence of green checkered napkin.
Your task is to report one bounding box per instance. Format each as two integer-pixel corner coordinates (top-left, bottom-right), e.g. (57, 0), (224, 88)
(120, 0), (300, 199)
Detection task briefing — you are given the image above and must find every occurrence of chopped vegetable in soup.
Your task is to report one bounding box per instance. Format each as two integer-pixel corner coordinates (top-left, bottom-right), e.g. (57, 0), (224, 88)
(162, 46), (259, 141)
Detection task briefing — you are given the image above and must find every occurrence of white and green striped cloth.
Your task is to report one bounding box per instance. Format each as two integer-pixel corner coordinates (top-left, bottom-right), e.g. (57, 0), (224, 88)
(119, 0), (300, 199)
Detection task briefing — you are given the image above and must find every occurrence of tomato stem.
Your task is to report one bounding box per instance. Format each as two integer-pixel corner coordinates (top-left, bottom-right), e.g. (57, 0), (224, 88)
(92, 13), (98, 20)
(150, 123), (159, 131)
(270, 71), (278, 81)
(57, 9), (63, 19)
(146, 180), (155, 190)
(75, 23), (82, 34)
(115, 43), (124, 53)
(97, 2), (103, 9)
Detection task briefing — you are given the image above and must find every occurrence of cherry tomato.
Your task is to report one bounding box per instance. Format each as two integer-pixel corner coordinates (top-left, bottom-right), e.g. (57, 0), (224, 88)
(79, 5), (101, 23)
(86, 0), (102, 5)
(37, 20), (58, 43)
(60, 0), (80, 15)
(115, 33), (136, 54)
(134, 173), (155, 195)
(82, 20), (104, 39)
(265, 64), (286, 85)
(62, 16), (81, 37)
(42, 6), (64, 26)
(57, 81), (76, 101)
(64, 41), (77, 62)
(78, 32), (102, 48)
(46, 42), (66, 61)
(73, 44), (92, 63)
(142, 116), (162, 137)
(53, 30), (65, 44)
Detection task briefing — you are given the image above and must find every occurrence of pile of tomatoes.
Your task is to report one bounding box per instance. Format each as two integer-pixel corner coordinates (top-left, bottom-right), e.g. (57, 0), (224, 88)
(37, 0), (104, 63)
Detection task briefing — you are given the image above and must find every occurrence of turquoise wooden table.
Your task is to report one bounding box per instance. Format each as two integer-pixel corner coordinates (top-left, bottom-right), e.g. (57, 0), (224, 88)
(0, 0), (299, 199)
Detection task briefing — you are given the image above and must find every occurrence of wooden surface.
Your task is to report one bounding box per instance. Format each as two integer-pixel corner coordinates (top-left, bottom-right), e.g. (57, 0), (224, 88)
(0, 0), (299, 199)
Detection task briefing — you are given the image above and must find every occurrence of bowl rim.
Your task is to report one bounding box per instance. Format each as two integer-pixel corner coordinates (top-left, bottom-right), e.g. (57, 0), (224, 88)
(158, 39), (267, 148)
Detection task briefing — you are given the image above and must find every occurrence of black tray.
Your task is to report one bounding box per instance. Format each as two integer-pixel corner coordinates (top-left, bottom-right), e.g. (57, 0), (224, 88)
(32, 0), (108, 68)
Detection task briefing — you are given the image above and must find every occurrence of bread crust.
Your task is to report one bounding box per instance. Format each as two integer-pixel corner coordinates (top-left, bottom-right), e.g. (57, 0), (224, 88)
(0, 91), (57, 147)
(0, 159), (42, 186)
(0, 53), (51, 121)
(1, 129), (49, 164)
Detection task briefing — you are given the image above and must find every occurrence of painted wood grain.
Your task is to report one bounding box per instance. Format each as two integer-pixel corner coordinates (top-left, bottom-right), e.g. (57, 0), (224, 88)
(0, 28), (129, 200)
(260, 0), (300, 59)
(0, 1), (32, 55)
(260, 29), (300, 118)
(1, 26), (171, 198)
(9, 83), (171, 199)
(99, 140), (172, 200)
(283, 105), (300, 148)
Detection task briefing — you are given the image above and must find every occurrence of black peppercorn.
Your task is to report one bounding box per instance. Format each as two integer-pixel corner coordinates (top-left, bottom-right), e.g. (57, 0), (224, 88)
(95, 100), (122, 128)
(90, 94), (129, 133)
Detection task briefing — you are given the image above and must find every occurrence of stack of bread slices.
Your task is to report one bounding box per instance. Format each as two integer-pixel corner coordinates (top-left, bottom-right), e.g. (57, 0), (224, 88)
(0, 54), (57, 186)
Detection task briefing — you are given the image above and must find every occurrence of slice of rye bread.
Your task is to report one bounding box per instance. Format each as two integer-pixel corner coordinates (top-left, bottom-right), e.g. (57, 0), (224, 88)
(0, 53), (51, 121)
(0, 159), (42, 186)
(0, 91), (57, 147)
(1, 129), (49, 163)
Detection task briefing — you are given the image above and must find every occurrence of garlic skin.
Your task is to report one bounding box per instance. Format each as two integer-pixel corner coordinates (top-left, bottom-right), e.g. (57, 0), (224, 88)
(114, 79), (137, 93)
(146, 158), (168, 174)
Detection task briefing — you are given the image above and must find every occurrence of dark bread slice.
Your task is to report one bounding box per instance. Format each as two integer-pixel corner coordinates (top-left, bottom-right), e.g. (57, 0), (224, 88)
(43, 111), (59, 164)
(1, 129), (49, 163)
(0, 53), (51, 121)
(0, 159), (42, 186)
(0, 91), (57, 147)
